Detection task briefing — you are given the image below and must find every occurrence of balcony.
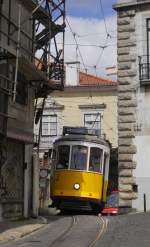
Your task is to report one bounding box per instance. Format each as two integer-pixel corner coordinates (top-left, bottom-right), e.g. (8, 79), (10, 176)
(139, 55), (150, 85)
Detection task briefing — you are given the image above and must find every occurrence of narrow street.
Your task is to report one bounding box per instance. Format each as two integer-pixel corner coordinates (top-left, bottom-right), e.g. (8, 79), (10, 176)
(96, 212), (150, 247)
(2, 212), (150, 247)
(2, 214), (106, 247)
(1, 0), (150, 246)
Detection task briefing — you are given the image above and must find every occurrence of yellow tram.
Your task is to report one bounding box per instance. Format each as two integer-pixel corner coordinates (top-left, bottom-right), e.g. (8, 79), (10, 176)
(50, 127), (110, 212)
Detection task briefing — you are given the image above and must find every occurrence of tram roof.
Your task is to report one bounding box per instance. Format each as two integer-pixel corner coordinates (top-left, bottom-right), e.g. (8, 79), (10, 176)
(54, 134), (110, 147)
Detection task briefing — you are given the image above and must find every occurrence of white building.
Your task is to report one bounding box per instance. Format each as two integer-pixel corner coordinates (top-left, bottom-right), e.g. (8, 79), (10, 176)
(114, 0), (150, 211)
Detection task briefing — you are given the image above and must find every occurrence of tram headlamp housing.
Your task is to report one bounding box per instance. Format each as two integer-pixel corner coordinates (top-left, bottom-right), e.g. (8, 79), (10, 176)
(74, 183), (80, 190)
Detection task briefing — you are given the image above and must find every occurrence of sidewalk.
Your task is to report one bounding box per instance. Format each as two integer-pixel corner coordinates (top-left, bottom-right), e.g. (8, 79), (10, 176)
(0, 207), (60, 244)
(0, 216), (47, 244)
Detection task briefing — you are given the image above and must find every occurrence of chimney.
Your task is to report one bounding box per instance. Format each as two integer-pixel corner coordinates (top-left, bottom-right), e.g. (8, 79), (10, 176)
(65, 62), (80, 86)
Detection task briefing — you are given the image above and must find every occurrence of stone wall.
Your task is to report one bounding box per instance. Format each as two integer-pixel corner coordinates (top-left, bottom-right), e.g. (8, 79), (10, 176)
(0, 140), (24, 220)
(117, 9), (138, 207)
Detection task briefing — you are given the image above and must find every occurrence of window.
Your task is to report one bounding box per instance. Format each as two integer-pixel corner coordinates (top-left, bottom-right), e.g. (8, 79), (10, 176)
(56, 145), (70, 169)
(89, 147), (103, 172)
(140, 18), (150, 81)
(42, 115), (57, 136)
(84, 113), (101, 131)
(70, 145), (88, 171)
(147, 18), (150, 64)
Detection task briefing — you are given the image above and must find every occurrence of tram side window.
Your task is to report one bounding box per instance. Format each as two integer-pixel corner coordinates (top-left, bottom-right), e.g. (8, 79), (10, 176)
(89, 147), (103, 172)
(56, 145), (70, 169)
(71, 145), (88, 171)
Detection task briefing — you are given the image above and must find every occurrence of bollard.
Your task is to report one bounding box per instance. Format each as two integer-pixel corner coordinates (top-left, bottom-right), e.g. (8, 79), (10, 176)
(144, 193), (146, 212)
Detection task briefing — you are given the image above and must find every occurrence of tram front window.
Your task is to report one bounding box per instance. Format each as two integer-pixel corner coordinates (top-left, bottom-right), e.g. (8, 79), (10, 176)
(56, 145), (70, 169)
(89, 147), (102, 172)
(71, 145), (88, 170)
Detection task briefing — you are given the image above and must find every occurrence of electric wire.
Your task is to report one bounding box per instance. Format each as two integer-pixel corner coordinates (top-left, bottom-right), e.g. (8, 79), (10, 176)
(51, 42), (117, 48)
(65, 63), (117, 74)
(58, 1), (116, 104)
(65, 17), (87, 73)
(98, 0), (111, 38)
(65, 17), (96, 103)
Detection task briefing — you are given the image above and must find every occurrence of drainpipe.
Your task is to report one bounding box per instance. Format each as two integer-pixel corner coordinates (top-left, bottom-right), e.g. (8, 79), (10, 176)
(32, 151), (39, 217)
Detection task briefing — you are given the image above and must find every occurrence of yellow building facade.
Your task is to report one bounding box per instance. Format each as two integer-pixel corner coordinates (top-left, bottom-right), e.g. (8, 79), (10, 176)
(51, 86), (118, 148)
(35, 71), (118, 154)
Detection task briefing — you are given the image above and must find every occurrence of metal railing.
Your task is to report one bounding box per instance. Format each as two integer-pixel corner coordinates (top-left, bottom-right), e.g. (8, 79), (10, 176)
(139, 55), (150, 83)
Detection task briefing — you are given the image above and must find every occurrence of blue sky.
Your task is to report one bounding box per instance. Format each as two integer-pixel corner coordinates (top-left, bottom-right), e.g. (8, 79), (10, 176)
(66, 0), (117, 19)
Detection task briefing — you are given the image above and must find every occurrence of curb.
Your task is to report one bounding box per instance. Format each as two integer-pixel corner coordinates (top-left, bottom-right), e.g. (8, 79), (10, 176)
(0, 217), (47, 244)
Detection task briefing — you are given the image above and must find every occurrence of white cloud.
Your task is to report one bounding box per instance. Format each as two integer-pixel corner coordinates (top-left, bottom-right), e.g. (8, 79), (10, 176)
(117, 0), (135, 3)
(64, 15), (117, 80)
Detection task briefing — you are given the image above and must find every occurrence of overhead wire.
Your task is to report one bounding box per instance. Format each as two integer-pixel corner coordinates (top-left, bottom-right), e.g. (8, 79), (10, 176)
(65, 16), (96, 103)
(65, 62), (117, 74)
(51, 42), (117, 48)
(93, 0), (114, 70)
(65, 17), (87, 73)
(63, 1), (117, 104)
(63, 0), (117, 79)
(98, 0), (111, 38)
(77, 31), (117, 38)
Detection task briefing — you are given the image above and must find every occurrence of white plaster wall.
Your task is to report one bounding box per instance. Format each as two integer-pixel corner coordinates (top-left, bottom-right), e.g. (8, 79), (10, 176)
(133, 135), (150, 211)
(65, 65), (79, 86)
(132, 177), (150, 212)
(132, 9), (150, 211)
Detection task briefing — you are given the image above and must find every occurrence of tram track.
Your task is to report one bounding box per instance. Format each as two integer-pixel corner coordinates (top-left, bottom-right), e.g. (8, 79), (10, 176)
(2, 214), (108, 247)
(48, 215), (78, 247)
(48, 214), (108, 247)
(88, 216), (108, 247)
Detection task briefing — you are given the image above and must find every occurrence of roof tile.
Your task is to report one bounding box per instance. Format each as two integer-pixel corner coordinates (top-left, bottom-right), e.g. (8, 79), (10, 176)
(79, 71), (117, 86)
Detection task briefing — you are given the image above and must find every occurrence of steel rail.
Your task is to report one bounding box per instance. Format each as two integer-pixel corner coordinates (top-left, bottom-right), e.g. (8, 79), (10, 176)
(48, 215), (77, 247)
(88, 216), (108, 247)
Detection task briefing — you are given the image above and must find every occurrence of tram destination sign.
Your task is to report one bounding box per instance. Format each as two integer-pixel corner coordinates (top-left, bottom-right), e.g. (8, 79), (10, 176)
(63, 126), (100, 136)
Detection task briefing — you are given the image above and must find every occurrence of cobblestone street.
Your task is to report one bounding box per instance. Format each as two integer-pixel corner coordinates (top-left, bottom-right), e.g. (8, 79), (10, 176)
(97, 212), (150, 247)
(0, 212), (150, 247)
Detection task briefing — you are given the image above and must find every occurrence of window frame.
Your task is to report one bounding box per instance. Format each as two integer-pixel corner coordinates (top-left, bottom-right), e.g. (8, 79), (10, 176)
(89, 146), (103, 173)
(55, 144), (70, 170)
(84, 113), (101, 132)
(70, 144), (88, 171)
(41, 114), (57, 137)
(146, 18), (150, 66)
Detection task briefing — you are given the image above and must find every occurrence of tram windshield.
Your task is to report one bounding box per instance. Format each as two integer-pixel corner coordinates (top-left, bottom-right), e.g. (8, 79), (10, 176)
(56, 145), (70, 169)
(89, 147), (103, 172)
(71, 145), (88, 171)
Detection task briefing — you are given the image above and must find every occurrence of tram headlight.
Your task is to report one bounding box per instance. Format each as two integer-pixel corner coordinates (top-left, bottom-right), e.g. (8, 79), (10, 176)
(74, 183), (80, 190)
